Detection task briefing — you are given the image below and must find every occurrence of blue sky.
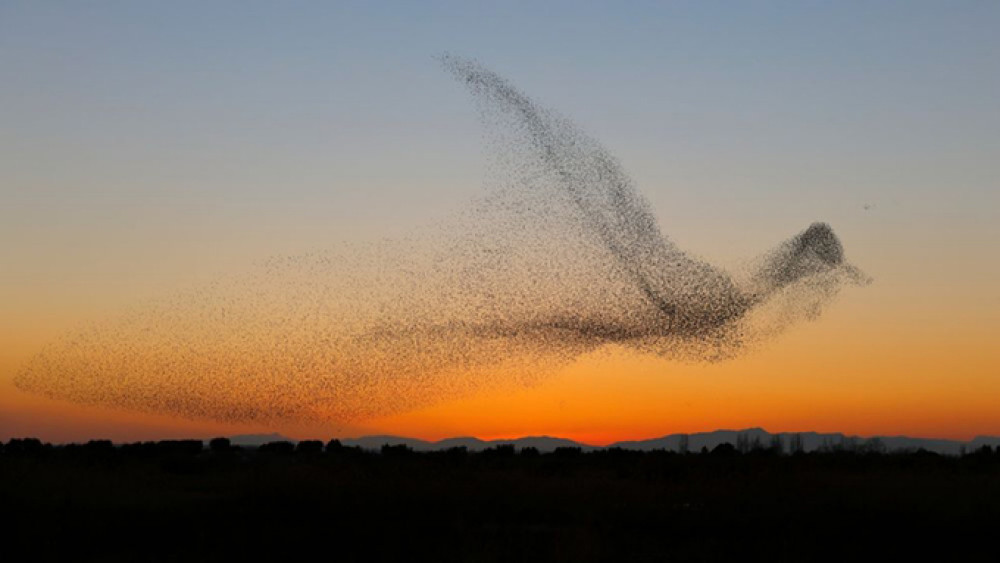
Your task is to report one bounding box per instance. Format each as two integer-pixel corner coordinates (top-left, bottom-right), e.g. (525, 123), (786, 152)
(4, 1), (996, 247)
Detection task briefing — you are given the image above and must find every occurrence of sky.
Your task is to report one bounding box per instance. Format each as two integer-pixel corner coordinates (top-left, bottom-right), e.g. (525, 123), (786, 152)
(2, 1), (999, 444)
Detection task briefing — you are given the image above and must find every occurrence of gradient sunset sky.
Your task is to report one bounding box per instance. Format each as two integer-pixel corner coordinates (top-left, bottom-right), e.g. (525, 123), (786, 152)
(2, 1), (998, 444)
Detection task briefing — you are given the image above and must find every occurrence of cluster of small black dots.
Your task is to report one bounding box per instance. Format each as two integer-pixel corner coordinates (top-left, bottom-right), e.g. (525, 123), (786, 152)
(15, 56), (868, 424)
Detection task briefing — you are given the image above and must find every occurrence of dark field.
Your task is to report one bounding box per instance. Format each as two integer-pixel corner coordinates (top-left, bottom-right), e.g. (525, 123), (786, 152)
(3, 438), (999, 562)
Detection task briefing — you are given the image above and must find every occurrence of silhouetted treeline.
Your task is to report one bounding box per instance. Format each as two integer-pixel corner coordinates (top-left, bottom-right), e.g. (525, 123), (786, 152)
(3, 436), (1000, 561)
(5, 435), (999, 461)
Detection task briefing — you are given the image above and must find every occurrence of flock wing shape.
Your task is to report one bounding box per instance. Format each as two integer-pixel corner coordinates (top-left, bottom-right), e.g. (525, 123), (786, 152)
(16, 56), (868, 423)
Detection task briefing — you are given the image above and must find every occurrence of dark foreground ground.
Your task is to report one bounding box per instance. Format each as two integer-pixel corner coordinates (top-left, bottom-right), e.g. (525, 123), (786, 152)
(3, 438), (1000, 562)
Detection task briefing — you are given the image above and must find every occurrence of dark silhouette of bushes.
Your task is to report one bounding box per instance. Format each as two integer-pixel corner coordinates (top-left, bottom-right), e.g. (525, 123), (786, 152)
(711, 442), (737, 456)
(380, 443), (412, 457)
(84, 439), (114, 452)
(67, 440), (116, 464)
(209, 437), (231, 452)
(4, 437), (45, 455)
(295, 440), (324, 454)
(4, 435), (1000, 561)
(258, 441), (295, 454)
(483, 444), (515, 458)
(118, 441), (155, 457)
(155, 440), (204, 455)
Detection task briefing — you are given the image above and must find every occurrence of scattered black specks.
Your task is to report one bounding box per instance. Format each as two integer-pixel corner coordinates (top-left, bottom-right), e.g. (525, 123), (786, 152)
(15, 56), (869, 424)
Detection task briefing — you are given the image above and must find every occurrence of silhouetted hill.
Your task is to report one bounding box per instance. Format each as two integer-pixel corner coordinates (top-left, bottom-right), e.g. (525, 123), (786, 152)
(342, 435), (434, 450)
(228, 432), (295, 446)
(611, 429), (992, 455)
(970, 435), (1000, 449)
(65, 429), (996, 454)
(330, 428), (998, 455)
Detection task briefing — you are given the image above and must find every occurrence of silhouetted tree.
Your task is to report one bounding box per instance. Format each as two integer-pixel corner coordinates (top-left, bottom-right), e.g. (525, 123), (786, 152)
(485, 444), (515, 458)
(602, 447), (629, 461)
(83, 439), (112, 450)
(119, 441), (158, 457)
(156, 440), (203, 456)
(381, 444), (412, 457)
(325, 439), (343, 453)
(769, 435), (784, 455)
(554, 447), (582, 458)
(259, 441), (295, 454)
(789, 433), (805, 454)
(5, 438), (45, 455)
(520, 446), (540, 458)
(819, 437), (834, 453)
(209, 437), (231, 452)
(711, 443), (737, 456)
(862, 437), (886, 454)
(296, 440), (324, 455)
(80, 440), (115, 460)
(842, 436), (859, 452)
(736, 434), (749, 454)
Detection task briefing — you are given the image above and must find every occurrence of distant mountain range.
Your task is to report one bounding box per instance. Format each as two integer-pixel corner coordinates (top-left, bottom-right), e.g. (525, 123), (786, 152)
(228, 428), (1000, 455)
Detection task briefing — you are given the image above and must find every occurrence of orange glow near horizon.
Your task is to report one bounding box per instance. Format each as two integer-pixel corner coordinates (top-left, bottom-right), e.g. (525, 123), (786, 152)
(365, 317), (1000, 445)
(5, 282), (998, 445)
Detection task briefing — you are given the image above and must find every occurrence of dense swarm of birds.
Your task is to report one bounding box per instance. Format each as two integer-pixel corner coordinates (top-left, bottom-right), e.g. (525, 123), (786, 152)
(16, 56), (868, 423)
